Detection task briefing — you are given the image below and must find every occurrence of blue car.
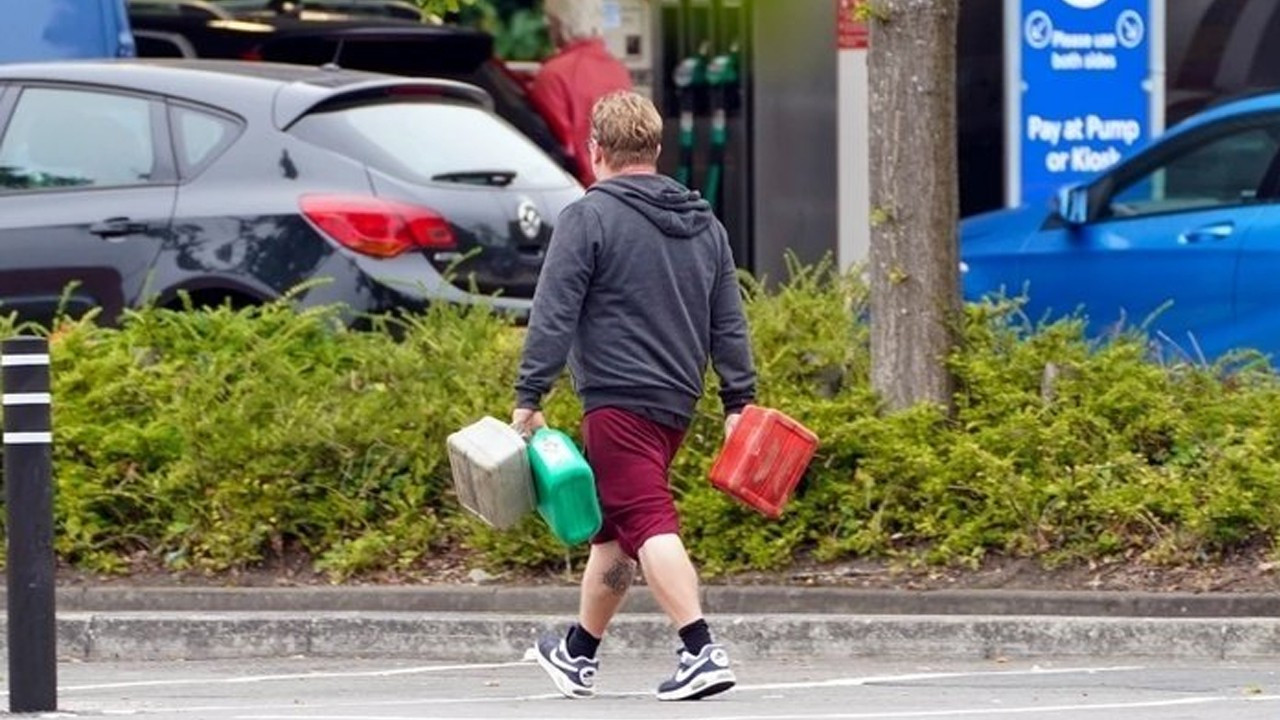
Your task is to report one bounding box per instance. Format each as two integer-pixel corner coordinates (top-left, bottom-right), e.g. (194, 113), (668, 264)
(962, 92), (1280, 362)
(0, 0), (136, 64)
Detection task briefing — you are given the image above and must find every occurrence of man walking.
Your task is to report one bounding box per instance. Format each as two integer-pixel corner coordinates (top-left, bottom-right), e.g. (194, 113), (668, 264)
(512, 91), (756, 702)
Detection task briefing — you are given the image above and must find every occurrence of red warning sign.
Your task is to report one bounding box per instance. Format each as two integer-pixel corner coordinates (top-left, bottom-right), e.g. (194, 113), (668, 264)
(838, 0), (869, 50)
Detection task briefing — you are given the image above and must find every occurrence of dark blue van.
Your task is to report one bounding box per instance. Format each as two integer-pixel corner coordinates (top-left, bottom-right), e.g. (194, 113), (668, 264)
(0, 0), (136, 63)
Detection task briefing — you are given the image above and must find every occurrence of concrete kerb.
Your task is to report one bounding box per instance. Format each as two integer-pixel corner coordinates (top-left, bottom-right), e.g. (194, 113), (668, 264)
(9, 586), (1280, 663)
(20, 612), (1280, 663)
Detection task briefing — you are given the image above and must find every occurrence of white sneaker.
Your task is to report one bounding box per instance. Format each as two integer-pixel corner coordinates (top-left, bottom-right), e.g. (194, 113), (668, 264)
(656, 643), (735, 701)
(532, 634), (598, 699)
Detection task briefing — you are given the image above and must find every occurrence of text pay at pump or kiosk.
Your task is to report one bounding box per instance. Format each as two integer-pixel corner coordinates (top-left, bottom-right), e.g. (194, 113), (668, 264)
(602, 0), (654, 97)
(1005, 0), (1165, 207)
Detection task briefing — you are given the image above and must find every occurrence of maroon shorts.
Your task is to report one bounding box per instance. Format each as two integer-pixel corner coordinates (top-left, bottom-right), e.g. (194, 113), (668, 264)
(582, 407), (687, 560)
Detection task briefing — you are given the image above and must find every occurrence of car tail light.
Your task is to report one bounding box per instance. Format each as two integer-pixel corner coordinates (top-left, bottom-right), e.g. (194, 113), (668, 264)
(300, 195), (457, 258)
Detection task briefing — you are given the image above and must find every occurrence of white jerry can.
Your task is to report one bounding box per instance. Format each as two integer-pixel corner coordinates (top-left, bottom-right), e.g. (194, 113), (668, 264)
(446, 416), (535, 529)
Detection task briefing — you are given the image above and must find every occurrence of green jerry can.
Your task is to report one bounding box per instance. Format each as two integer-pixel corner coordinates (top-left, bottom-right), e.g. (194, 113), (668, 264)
(527, 428), (602, 546)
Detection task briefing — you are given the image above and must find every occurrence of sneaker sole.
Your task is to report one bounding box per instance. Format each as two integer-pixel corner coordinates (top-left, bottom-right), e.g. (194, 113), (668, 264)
(656, 669), (736, 701)
(533, 645), (595, 699)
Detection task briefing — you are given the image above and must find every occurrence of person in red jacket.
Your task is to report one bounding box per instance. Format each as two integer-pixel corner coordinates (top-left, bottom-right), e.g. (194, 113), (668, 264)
(531, 0), (633, 186)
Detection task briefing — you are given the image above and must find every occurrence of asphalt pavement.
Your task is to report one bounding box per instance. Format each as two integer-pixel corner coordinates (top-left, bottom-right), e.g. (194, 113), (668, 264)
(29, 655), (1280, 720)
(4, 584), (1280, 718)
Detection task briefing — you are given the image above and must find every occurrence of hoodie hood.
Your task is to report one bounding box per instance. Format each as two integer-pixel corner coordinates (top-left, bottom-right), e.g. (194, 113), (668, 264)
(589, 174), (713, 238)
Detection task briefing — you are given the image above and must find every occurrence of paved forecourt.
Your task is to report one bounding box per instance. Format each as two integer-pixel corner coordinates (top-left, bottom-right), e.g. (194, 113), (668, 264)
(24, 655), (1280, 720)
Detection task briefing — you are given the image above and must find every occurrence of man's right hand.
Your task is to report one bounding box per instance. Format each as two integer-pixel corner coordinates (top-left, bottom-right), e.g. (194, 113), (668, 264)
(512, 408), (547, 438)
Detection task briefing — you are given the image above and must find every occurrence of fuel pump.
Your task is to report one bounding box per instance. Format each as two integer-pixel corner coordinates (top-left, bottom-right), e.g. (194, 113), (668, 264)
(705, 42), (739, 214)
(672, 40), (709, 189)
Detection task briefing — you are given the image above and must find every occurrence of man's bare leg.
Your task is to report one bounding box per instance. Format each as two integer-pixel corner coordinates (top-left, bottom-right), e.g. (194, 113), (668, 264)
(637, 533), (702, 628)
(639, 532), (735, 700)
(532, 543), (633, 699)
(578, 540), (636, 638)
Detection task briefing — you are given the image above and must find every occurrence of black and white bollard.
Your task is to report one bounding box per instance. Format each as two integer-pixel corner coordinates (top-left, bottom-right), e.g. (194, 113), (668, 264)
(3, 337), (57, 713)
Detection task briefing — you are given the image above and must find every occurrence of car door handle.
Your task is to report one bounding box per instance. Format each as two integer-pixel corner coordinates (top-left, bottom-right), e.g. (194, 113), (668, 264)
(1178, 222), (1234, 244)
(89, 218), (149, 238)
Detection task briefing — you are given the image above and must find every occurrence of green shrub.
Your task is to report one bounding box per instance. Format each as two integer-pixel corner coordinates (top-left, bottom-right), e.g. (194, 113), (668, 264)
(2, 263), (1280, 579)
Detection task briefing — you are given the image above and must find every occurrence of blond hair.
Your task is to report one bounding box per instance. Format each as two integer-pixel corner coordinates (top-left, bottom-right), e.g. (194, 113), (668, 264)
(543, 0), (603, 42)
(590, 91), (663, 170)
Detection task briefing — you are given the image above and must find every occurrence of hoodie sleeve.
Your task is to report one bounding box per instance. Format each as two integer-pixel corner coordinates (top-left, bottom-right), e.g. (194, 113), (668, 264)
(515, 203), (600, 410)
(709, 228), (757, 415)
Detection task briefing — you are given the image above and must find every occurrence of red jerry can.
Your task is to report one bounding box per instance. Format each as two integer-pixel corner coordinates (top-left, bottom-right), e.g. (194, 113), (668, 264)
(708, 405), (819, 518)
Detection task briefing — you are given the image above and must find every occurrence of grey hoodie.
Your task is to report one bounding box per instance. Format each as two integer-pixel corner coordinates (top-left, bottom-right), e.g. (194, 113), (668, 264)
(515, 174), (756, 427)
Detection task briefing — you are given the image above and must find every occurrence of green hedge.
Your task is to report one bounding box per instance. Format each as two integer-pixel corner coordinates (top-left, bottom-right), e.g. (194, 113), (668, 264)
(2, 263), (1279, 579)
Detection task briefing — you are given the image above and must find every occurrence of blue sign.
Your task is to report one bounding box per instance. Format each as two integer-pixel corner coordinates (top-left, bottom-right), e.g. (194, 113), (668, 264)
(1017, 0), (1155, 205)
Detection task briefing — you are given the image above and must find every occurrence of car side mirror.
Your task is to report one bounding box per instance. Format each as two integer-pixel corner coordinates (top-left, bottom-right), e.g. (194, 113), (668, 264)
(1054, 184), (1090, 227)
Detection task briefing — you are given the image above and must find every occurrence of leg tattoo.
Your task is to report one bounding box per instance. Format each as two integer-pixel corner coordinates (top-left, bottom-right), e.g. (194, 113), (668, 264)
(602, 558), (635, 596)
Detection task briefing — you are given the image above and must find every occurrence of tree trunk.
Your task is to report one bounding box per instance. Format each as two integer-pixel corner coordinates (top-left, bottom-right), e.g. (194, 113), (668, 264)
(867, 0), (961, 413)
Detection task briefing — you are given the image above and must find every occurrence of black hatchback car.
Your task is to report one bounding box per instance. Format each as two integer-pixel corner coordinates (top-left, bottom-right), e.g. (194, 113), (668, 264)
(0, 60), (582, 327)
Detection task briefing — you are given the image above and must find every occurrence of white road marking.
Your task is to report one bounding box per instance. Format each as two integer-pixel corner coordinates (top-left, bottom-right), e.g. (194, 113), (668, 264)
(101, 694), (568, 716)
(233, 695), (1280, 720)
(23, 662), (535, 694)
(734, 665), (1147, 692)
(74, 664), (1152, 716)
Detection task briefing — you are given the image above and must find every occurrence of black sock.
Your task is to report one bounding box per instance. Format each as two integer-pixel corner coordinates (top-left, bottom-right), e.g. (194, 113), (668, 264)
(678, 618), (713, 656)
(565, 623), (601, 659)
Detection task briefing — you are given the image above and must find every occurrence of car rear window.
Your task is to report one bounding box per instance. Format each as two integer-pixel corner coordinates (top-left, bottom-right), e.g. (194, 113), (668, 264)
(291, 100), (576, 190)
